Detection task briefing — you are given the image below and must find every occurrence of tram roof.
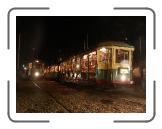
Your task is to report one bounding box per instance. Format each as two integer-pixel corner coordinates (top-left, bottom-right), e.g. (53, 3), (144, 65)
(60, 41), (134, 63)
(97, 41), (134, 48)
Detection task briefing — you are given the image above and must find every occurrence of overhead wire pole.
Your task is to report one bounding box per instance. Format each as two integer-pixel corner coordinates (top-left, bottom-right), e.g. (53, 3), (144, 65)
(32, 48), (36, 60)
(17, 33), (21, 70)
(83, 40), (86, 50)
(87, 33), (89, 80)
(87, 33), (89, 49)
(139, 36), (142, 57)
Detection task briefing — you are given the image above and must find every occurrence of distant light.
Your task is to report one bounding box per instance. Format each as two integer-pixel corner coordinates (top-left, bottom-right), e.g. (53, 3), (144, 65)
(76, 64), (80, 69)
(130, 81), (134, 84)
(89, 51), (96, 55)
(59, 58), (62, 61)
(29, 63), (32, 68)
(83, 55), (87, 59)
(78, 74), (81, 78)
(100, 47), (107, 53)
(70, 73), (73, 77)
(35, 60), (39, 63)
(24, 67), (27, 70)
(72, 58), (75, 62)
(74, 73), (77, 78)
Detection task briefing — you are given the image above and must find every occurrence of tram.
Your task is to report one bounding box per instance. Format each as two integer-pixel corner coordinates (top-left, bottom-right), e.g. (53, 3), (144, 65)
(45, 41), (134, 87)
(27, 60), (44, 79)
(44, 65), (60, 80)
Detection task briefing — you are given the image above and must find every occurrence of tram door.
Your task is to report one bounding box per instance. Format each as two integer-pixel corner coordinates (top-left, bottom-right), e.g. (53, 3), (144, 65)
(88, 51), (97, 81)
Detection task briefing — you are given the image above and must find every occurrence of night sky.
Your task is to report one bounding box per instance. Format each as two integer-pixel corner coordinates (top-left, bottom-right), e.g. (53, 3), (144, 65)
(16, 16), (146, 66)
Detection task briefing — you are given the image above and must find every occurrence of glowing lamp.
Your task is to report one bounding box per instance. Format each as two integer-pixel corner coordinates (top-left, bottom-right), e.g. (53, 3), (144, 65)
(100, 47), (107, 53)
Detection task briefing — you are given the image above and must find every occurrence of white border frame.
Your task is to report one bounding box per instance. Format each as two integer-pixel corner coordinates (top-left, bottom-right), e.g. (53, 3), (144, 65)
(7, 7), (155, 124)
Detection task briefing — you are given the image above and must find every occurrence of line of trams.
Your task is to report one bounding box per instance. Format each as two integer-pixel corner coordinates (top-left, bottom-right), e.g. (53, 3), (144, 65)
(25, 41), (135, 87)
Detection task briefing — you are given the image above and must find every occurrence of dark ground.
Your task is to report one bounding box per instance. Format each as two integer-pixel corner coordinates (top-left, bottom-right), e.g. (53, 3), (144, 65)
(16, 79), (146, 113)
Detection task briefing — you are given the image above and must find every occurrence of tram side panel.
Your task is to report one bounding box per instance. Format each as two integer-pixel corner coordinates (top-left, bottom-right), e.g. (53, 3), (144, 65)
(44, 42), (134, 87)
(96, 47), (113, 87)
(96, 46), (134, 87)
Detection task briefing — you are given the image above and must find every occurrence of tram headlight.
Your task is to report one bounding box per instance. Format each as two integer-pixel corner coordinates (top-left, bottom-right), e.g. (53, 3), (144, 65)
(121, 74), (126, 81)
(34, 72), (40, 77)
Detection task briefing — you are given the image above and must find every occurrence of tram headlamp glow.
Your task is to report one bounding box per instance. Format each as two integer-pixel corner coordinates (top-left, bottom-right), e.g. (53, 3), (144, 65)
(34, 72), (40, 77)
(121, 75), (126, 81)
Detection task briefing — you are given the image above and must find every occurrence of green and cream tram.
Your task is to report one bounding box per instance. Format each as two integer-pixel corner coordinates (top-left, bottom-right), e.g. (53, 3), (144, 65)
(45, 41), (134, 87)
(96, 41), (134, 86)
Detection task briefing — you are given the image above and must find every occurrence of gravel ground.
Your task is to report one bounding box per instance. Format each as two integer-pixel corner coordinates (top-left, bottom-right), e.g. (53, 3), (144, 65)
(16, 81), (69, 113)
(17, 80), (146, 113)
(52, 91), (145, 113)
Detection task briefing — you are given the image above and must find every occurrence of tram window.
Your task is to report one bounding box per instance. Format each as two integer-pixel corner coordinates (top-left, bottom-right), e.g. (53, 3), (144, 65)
(81, 55), (88, 72)
(89, 51), (97, 73)
(55, 66), (58, 72)
(99, 49), (107, 63)
(116, 49), (129, 63)
(33, 63), (42, 69)
(76, 57), (81, 71)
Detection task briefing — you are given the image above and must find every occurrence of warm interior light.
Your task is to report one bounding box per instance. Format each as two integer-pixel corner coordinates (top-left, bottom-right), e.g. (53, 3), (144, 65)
(83, 55), (87, 59)
(76, 64), (80, 69)
(100, 47), (107, 53)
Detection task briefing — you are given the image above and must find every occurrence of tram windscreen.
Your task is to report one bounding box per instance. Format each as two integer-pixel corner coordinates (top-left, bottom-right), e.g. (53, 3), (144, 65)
(33, 63), (42, 69)
(116, 49), (129, 63)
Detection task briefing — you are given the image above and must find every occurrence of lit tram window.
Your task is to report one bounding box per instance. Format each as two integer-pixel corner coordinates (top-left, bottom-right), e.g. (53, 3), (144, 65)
(83, 55), (88, 59)
(100, 47), (107, 53)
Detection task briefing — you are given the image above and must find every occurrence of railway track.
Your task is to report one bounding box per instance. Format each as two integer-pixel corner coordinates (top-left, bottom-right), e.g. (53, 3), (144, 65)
(121, 98), (146, 106)
(32, 81), (71, 113)
(30, 81), (146, 113)
(47, 92), (72, 113)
